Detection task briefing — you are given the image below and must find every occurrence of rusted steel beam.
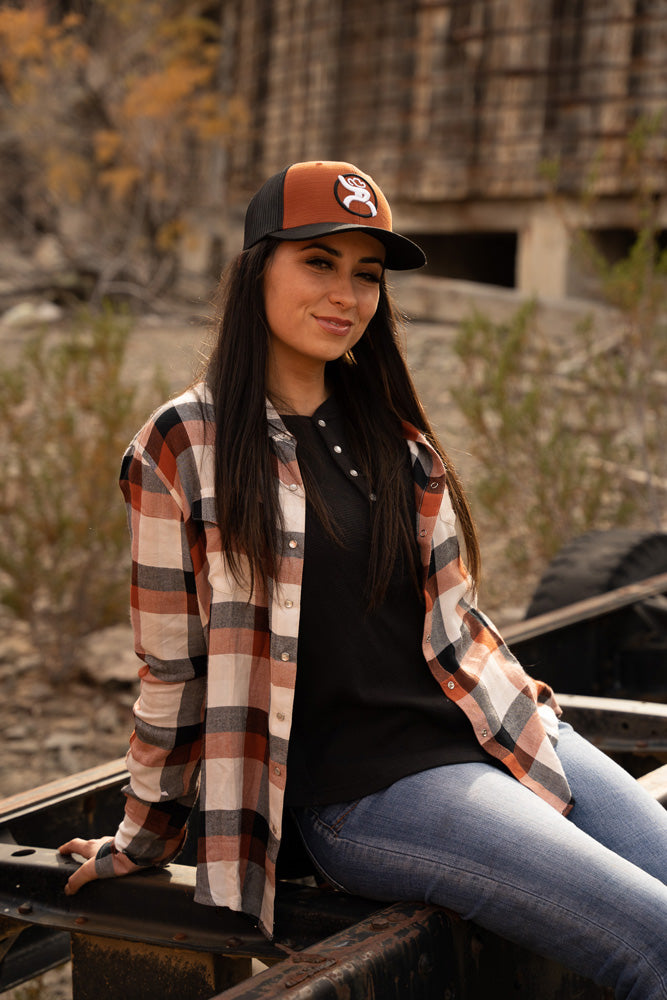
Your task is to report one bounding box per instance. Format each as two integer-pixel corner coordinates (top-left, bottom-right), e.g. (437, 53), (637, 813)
(502, 572), (667, 646)
(212, 900), (613, 1000)
(70, 933), (251, 1000)
(0, 843), (381, 959)
(555, 694), (667, 757)
(638, 763), (667, 806)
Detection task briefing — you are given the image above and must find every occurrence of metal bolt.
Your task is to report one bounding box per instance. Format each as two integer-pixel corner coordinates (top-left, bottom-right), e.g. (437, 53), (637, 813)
(371, 916), (389, 930)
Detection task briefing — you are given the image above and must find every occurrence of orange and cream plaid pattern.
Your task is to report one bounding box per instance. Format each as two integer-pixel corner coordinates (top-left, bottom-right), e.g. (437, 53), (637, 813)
(106, 385), (572, 937)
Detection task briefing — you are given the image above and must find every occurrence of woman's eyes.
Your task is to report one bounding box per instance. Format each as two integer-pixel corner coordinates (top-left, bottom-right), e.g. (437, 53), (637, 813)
(305, 257), (381, 282)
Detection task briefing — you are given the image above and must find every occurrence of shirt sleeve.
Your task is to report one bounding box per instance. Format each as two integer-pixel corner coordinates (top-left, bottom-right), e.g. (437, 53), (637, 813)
(110, 438), (209, 867)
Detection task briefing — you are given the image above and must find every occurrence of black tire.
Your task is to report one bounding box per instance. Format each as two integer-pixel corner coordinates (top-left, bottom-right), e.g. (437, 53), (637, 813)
(518, 529), (667, 700)
(526, 529), (667, 618)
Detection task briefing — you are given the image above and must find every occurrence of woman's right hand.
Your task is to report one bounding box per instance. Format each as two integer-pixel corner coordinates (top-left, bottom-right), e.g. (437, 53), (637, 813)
(59, 836), (139, 895)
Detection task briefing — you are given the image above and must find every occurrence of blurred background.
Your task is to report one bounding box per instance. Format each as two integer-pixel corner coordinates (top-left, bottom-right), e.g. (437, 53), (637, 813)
(0, 0), (665, 846)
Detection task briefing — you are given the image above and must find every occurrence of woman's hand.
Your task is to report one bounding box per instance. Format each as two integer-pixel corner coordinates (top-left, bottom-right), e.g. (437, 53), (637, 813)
(59, 836), (138, 895)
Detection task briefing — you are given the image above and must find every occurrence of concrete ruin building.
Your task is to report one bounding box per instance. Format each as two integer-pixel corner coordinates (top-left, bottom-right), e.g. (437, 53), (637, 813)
(202, 0), (667, 300)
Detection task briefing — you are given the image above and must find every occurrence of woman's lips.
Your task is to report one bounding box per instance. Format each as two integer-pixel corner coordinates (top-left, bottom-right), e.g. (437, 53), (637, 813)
(315, 316), (353, 336)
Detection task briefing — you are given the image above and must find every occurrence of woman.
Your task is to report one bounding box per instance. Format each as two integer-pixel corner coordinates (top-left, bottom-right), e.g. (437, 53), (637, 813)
(60, 161), (667, 997)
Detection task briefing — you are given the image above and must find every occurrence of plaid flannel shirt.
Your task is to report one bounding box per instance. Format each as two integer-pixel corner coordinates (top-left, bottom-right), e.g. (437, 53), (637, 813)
(106, 384), (572, 937)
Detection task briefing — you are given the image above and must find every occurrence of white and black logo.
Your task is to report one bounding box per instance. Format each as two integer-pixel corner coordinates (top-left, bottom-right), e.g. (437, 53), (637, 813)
(334, 174), (378, 217)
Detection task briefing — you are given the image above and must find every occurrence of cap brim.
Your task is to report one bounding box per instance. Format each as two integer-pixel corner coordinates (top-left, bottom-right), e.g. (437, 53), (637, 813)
(269, 222), (426, 271)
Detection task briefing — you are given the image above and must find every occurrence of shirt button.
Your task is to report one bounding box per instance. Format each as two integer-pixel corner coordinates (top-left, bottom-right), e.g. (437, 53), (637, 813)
(447, 680), (455, 690)
(281, 652), (290, 661)
(333, 445), (342, 454)
(284, 599), (293, 608)
(369, 492), (377, 502)
(317, 419), (326, 427)
(350, 469), (359, 477)
(288, 483), (298, 492)
(277, 712), (285, 721)
(288, 539), (298, 549)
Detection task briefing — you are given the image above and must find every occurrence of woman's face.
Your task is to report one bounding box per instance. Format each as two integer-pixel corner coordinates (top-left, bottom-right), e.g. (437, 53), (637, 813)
(263, 231), (385, 376)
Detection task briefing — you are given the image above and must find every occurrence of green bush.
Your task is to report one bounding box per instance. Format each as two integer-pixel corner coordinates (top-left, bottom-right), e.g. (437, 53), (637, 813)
(0, 306), (166, 680)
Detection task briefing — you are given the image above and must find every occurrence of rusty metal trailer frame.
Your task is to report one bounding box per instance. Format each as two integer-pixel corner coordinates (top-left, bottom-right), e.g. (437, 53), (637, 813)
(1, 574), (666, 999)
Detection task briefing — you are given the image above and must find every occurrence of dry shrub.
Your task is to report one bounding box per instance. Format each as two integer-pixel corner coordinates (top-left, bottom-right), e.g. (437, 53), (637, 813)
(0, 306), (166, 679)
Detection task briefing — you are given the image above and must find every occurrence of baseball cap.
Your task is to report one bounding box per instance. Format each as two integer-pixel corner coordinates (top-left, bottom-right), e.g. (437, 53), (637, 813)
(243, 160), (426, 271)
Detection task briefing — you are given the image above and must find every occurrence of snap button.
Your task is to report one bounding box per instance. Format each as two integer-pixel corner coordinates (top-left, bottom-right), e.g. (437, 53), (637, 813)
(281, 652), (290, 661)
(285, 599), (293, 608)
(333, 445), (342, 454)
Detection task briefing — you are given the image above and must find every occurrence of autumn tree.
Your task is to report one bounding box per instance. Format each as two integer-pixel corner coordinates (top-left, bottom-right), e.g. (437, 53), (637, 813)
(0, 1), (247, 301)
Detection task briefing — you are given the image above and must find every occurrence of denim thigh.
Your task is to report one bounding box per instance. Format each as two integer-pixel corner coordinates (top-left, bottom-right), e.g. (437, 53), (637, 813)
(292, 724), (667, 999)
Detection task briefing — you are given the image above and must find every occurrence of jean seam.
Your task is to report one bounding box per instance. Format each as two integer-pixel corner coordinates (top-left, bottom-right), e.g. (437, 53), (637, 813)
(310, 800), (362, 836)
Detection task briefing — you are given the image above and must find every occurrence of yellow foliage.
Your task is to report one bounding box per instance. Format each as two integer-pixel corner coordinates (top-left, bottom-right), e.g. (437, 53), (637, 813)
(156, 218), (186, 252)
(100, 165), (143, 201)
(45, 151), (92, 203)
(122, 61), (214, 120)
(94, 129), (124, 167)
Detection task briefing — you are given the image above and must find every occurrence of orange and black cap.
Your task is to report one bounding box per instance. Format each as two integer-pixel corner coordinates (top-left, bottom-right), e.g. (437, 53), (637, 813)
(243, 160), (426, 271)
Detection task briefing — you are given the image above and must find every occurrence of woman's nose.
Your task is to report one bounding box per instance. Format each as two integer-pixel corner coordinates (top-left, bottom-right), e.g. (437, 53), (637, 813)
(328, 273), (355, 308)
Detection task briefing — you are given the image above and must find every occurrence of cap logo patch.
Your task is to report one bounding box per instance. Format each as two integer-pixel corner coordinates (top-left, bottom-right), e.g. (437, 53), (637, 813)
(334, 173), (378, 218)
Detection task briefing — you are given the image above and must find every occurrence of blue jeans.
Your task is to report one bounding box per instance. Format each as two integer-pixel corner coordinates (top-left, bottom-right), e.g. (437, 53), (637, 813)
(291, 723), (667, 999)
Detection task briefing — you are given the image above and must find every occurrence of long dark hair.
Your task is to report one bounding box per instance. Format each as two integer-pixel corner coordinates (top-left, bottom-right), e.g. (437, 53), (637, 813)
(204, 237), (480, 603)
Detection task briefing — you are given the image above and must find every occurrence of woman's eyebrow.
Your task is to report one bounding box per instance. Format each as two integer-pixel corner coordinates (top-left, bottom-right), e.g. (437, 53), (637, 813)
(300, 241), (385, 266)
